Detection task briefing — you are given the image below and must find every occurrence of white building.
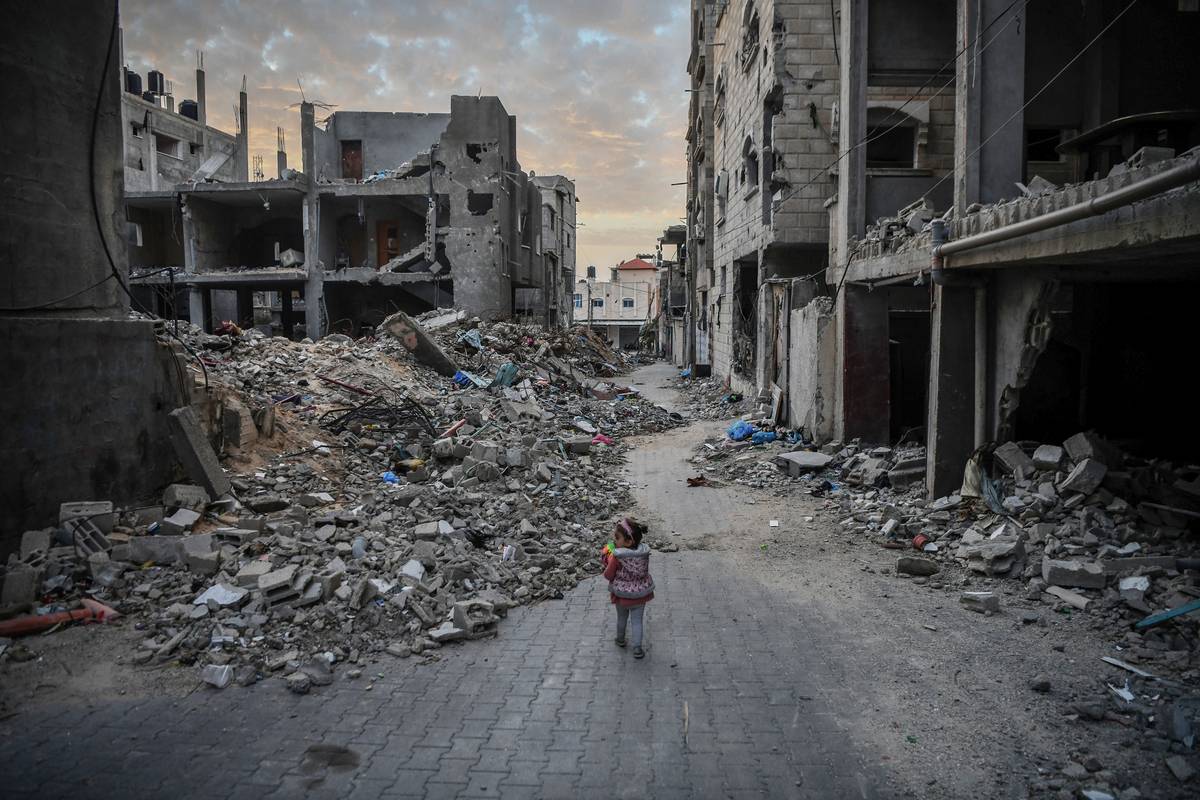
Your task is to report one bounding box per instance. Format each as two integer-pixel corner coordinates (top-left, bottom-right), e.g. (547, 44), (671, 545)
(574, 258), (656, 349)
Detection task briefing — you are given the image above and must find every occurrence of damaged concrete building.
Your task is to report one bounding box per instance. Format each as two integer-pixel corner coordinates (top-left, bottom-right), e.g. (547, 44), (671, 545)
(127, 79), (575, 337)
(684, 0), (1200, 496)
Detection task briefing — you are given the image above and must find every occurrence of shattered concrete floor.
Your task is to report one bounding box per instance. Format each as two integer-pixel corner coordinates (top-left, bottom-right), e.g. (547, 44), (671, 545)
(0, 362), (1194, 798)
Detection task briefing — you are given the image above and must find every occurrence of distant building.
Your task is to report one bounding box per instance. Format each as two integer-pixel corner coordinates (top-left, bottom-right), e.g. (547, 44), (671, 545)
(576, 258), (656, 349)
(121, 55), (574, 337)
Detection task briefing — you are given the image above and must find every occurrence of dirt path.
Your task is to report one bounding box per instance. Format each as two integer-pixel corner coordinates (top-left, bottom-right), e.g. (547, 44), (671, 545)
(622, 362), (1182, 799)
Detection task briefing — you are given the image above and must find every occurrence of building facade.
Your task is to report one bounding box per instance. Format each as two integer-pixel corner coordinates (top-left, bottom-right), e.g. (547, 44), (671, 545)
(684, 0), (1200, 498)
(124, 75), (574, 337)
(576, 258), (657, 349)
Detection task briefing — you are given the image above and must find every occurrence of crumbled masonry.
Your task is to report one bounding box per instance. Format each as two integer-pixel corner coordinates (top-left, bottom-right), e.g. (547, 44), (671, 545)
(0, 314), (680, 688)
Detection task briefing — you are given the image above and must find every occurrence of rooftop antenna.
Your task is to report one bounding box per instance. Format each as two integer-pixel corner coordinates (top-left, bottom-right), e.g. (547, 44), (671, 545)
(287, 77), (336, 111)
(196, 50), (204, 69)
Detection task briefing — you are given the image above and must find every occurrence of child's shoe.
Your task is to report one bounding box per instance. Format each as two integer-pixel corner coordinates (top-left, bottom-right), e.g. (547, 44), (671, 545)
(615, 637), (626, 648)
(633, 646), (644, 659)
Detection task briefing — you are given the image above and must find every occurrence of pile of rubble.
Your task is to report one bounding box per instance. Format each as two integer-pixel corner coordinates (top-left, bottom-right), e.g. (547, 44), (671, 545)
(689, 422), (1199, 782)
(673, 375), (753, 421)
(1, 313), (679, 692)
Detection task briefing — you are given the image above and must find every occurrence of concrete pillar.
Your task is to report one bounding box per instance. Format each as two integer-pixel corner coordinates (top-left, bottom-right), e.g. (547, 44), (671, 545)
(954, 0), (1027, 211)
(835, 0), (868, 257)
(276, 150), (287, 179)
(195, 68), (206, 127)
(927, 284), (977, 498)
(300, 102), (323, 339)
(281, 288), (294, 339)
(838, 284), (890, 443)
(236, 81), (249, 182)
(188, 288), (205, 329)
(235, 287), (253, 328)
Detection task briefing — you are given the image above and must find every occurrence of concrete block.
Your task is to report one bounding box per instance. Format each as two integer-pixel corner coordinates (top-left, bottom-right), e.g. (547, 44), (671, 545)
(181, 534), (220, 575)
(1063, 431), (1119, 467)
(470, 440), (501, 463)
(258, 564), (298, 593)
(222, 399), (258, 448)
(1031, 445), (1064, 470)
(128, 535), (182, 564)
(63, 516), (112, 555)
(413, 520), (452, 540)
(1060, 458), (1107, 495)
(1043, 585), (1090, 610)
(59, 501), (114, 534)
(1042, 558), (1106, 589)
(161, 507), (201, 535)
(994, 442), (1034, 475)
(167, 406), (232, 498)
(775, 451), (833, 476)
(20, 529), (51, 560)
(246, 494), (289, 513)
(960, 591), (1001, 614)
(381, 310), (459, 377)
(162, 484), (210, 510)
(1, 564), (41, 605)
(896, 556), (940, 576)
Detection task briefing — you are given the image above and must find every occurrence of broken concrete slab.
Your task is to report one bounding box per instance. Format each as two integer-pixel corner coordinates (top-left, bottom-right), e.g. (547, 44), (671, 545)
(59, 501), (114, 534)
(1060, 458), (1107, 495)
(1064, 431), (1120, 467)
(167, 406), (232, 499)
(775, 451), (833, 477)
(1043, 558), (1107, 589)
(896, 556), (940, 576)
(160, 507), (202, 535)
(960, 591), (1001, 614)
(381, 310), (459, 377)
(193, 582), (248, 608)
(1031, 445), (1064, 470)
(128, 535), (182, 564)
(1044, 585), (1091, 610)
(994, 442), (1034, 475)
(162, 484), (210, 511)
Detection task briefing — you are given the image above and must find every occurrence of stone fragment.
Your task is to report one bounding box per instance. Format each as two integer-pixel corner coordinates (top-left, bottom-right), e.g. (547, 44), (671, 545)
(162, 484), (210, 511)
(775, 451), (833, 477)
(298, 492), (334, 508)
(128, 535), (181, 564)
(896, 556), (939, 576)
(193, 582), (248, 608)
(201, 664), (234, 689)
(994, 442), (1034, 475)
(382, 310), (460, 376)
(167, 406), (232, 498)
(1165, 755), (1194, 783)
(429, 621), (466, 642)
(1031, 445), (1064, 470)
(1, 564), (40, 605)
(299, 657), (334, 686)
(235, 560), (272, 587)
(59, 501), (114, 534)
(1064, 431), (1118, 467)
(960, 591), (1000, 614)
(246, 494), (289, 513)
(161, 507), (201, 535)
(286, 672), (312, 694)
(222, 398), (258, 448)
(1029, 675), (1051, 693)
(1042, 559), (1106, 589)
(1060, 458), (1107, 495)
(400, 559), (426, 582)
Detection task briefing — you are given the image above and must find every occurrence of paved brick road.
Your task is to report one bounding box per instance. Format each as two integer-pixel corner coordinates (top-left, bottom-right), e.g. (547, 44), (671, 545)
(1, 547), (882, 799)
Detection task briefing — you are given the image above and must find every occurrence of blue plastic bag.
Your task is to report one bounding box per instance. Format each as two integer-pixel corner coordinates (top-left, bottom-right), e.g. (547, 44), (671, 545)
(751, 431), (777, 445)
(380, 471), (401, 484)
(726, 420), (758, 441)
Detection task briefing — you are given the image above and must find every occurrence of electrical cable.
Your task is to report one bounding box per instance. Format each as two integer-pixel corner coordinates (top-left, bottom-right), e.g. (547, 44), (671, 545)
(707, 0), (1030, 252)
(87, 6), (208, 389)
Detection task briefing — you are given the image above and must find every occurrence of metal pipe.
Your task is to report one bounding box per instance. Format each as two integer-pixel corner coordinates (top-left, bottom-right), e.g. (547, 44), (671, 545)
(933, 157), (1200, 262)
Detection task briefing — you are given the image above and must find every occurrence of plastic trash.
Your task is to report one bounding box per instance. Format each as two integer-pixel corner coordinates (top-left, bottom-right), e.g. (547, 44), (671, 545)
(680, 368), (691, 378)
(457, 329), (484, 349)
(380, 471), (401, 484)
(726, 420), (758, 441)
(591, 433), (615, 446)
(750, 431), (777, 445)
(489, 362), (519, 388)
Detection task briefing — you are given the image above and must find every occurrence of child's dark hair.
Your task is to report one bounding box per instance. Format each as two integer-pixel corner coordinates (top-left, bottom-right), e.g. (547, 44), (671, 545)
(619, 517), (647, 546)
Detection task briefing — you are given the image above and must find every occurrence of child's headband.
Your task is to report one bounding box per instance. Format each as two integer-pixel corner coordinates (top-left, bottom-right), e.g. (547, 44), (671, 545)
(618, 518), (634, 537)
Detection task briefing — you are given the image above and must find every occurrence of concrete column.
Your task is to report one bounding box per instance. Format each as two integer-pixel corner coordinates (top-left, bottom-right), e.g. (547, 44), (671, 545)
(300, 102), (323, 339)
(954, 0), (1027, 211)
(927, 284), (977, 498)
(188, 288), (205, 329)
(236, 81), (249, 182)
(835, 0), (868, 259)
(837, 284), (890, 443)
(235, 287), (253, 328)
(281, 289), (294, 339)
(195, 68), (206, 127)
(276, 150), (287, 179)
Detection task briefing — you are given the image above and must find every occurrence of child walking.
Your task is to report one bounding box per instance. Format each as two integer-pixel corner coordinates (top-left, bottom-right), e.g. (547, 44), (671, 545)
(602, 517), (654, 658)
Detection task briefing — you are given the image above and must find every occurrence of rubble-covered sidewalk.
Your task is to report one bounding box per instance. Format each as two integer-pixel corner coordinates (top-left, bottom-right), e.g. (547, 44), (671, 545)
(1, 315), (681, 699)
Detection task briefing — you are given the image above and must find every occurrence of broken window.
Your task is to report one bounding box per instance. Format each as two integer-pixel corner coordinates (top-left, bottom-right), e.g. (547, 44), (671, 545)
(340, 140), (363, 181)
(131, 122), (143, 139)
(865, 125), (916, 169)
(742, 136), (759, 193)
(714, 74), (727, 127)
(154, 133), (182, 159)
(189, 142), (202, 156)
(465, 143), (487, 163)
(467, 191), (494, 215)
(1026, 128), (1063, 162)
(741, 4), (760, 71)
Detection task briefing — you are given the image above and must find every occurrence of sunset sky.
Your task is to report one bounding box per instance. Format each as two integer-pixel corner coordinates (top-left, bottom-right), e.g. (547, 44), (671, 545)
(121, 0), (690, 274)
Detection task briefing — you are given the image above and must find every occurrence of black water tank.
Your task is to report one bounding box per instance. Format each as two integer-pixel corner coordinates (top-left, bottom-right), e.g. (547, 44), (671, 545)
(147, 69), (165, 95)
(125, 70), (142, 95)
(179, 99), (198, 120)
(142, 91), (157, 104)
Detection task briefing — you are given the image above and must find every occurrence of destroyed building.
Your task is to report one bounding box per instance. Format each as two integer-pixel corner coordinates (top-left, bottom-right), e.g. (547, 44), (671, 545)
(684, 0), (1200, 496)
(125, 74), (575, 337)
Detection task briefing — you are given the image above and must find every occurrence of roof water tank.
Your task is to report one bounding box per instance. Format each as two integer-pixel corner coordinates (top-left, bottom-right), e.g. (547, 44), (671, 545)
(147, 70), (165, 95)
(142, 90), (157, 104)
(125, 70), (142, 96)
(179, 99), (198, 120)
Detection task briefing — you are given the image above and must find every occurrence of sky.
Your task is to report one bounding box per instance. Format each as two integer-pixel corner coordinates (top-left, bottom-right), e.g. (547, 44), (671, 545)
(121, 0), (690, 274)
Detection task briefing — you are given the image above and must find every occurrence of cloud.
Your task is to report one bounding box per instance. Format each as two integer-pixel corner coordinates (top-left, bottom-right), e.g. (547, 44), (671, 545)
(121, 0), (689, 273)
